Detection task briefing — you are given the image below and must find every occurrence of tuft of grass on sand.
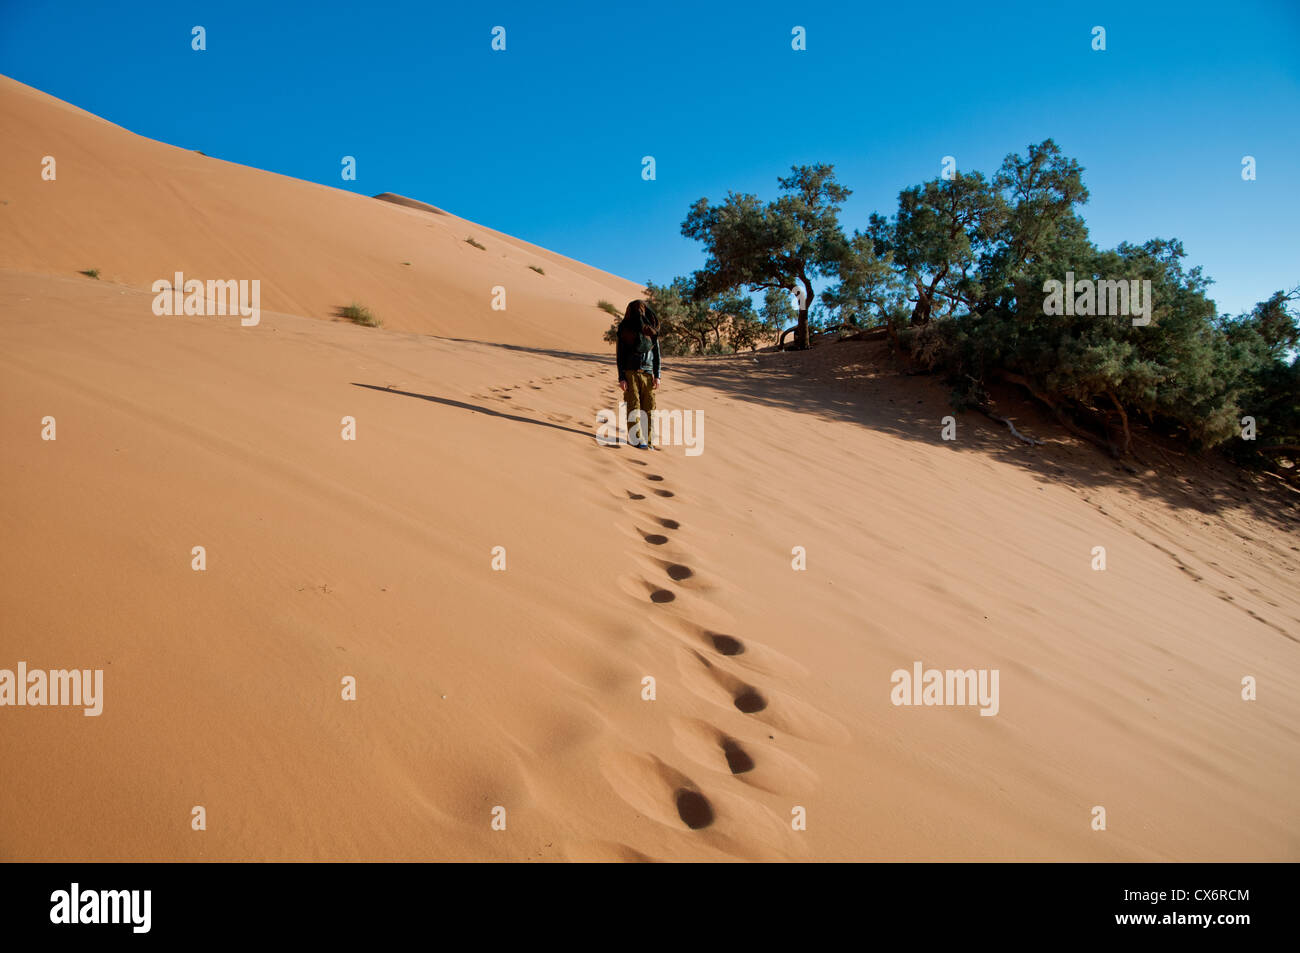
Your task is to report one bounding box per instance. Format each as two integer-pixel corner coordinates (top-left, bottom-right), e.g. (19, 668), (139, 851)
(597, 300), (621, 317)
(401, 260), (411, 266)
(80, 268), (100, 279)
(529, 265), (545, 275)
(337, 302), (382, 327)
(465, 236), (486, 250)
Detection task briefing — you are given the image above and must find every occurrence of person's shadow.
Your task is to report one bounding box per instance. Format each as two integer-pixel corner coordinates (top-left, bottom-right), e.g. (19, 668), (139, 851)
(350, 383), (594, 439)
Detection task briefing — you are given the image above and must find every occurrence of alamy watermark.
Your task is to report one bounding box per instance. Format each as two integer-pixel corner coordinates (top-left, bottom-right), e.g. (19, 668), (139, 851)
(0, 661), (103, 716)
(595, 404), (704, 455)
(1043, 271), (1152, 326)
(151, 271), (260, 326)
(50, 883), (150, 933)
(890, 661), (999, 716)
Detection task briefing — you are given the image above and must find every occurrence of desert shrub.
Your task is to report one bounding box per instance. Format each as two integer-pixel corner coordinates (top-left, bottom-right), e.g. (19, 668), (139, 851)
(338, 302), (381, 327)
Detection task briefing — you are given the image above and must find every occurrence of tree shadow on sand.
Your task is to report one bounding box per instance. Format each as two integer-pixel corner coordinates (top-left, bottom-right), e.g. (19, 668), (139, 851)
(426, 336), (1299, 538)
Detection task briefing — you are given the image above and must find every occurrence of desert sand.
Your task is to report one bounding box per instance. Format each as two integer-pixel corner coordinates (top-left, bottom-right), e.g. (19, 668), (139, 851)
(1, 74), (1297, 861)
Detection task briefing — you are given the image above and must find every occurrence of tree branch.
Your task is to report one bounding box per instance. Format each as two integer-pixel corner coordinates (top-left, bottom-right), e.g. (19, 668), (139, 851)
(975, 405), (1044, 446)
(996, 370), (1122, 458)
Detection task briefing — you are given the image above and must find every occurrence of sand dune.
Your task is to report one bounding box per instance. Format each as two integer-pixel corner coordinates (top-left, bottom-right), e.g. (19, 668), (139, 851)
(0, 76), (641, 350)
(1, 76), (1297, 861)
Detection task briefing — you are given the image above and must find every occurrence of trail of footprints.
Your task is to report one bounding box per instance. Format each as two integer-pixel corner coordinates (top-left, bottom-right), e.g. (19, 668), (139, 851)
(465, 375), (842, 852)
(471, 369), (608, 422)
(601, 448), (849, 853)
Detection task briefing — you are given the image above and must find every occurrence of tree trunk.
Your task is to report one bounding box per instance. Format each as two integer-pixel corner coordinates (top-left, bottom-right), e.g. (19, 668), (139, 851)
(795, 276), (813, 349)
(1108, 391), (1132, 457)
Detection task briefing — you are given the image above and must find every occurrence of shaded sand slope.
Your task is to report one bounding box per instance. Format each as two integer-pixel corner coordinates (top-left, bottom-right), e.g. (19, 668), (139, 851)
(1, 270), (1297, 861)
(0, 75), (641, 349)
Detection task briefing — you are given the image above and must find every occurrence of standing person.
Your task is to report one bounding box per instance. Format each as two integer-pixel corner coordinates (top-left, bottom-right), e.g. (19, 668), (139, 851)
(615, 300), (660, 450)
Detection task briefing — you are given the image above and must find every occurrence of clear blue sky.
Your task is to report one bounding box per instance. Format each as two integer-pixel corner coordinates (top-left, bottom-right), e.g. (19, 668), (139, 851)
(2, 0), (1297, 316)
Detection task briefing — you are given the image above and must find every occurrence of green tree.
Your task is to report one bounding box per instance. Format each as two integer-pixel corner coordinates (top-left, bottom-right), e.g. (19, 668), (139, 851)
(682, 164), (850, 349)
(719, 293), (764, 351)
(820, 231), (906, 328)
(983, 139), (1090, 312)
(634, 277), (765, 355)
(1221, 286), (1300, 462)
(869, 171), (1004, 327)
(761, 287), (797, 338)
(870, 141), (1262, 457)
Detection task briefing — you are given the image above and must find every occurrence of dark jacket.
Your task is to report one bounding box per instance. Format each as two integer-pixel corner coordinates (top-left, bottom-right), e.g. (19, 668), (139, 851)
(615, 312), (660, 380)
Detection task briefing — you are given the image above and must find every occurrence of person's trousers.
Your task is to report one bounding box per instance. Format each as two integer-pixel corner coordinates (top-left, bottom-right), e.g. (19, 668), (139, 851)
(623, 369), (655, 445)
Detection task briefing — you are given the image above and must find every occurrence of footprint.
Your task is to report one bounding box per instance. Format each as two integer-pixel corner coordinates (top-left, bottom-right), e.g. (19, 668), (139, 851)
(632, 555), (716, 593)
(624, 551), (717, 595)
(627, 491), (645, 500)
(675, 790), (714, 829)
(651, 617), (808, 677)
(598, 751), (711, 831)
(653, 489), (674, 498)
(675, 647), (847, 743)
(618, 573), (676, 605)
(615, 519), (695, 556)
(721, 739), (755, 774)
(645, 474), (664, 482)
(733, 686), (768, 713)
(669, 717), (820, 795)
(657, 518), (681, 530)
(710, 633), (744, 656)
(598, 750), (800, 857)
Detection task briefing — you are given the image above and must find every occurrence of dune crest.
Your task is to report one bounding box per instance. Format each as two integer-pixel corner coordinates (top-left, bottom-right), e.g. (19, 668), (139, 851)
(0, 74), (641, 349)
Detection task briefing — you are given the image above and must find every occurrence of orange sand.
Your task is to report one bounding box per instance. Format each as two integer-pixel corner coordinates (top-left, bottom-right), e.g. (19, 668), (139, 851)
(1, 75), (1296, 861)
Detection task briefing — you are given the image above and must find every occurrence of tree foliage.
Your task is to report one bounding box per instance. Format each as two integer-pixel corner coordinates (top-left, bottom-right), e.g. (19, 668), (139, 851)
(682, 165), (850, 349)
(662, 140), (1297, 462)
(605, 278), (783, 356)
